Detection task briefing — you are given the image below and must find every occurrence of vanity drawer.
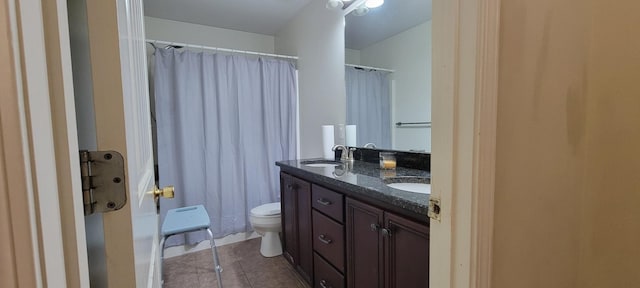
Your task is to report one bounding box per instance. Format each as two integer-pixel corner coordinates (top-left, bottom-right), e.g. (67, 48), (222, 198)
(312, 184), (344, 223)
(314, 252), (345, 288)
(312, 210), (345, 272)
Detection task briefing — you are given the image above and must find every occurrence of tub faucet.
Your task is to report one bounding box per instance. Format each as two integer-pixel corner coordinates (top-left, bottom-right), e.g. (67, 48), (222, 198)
(364, 143), (377, 148)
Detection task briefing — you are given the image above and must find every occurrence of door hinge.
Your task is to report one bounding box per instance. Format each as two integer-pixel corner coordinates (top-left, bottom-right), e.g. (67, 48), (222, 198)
(80, 150), (127, 215)
(428, 197), (441, 221)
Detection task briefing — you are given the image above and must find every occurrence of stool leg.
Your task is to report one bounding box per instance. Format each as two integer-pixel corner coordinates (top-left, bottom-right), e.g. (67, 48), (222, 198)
(159, 236), (167, 286)
(207, 229), (223, 288)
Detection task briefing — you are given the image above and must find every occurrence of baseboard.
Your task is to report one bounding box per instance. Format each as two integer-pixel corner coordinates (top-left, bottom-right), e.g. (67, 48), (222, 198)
(163, 231), (261, 259)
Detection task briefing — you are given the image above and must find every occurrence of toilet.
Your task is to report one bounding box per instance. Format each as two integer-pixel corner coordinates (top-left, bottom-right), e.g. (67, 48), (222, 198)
(249, 202), (283, 257)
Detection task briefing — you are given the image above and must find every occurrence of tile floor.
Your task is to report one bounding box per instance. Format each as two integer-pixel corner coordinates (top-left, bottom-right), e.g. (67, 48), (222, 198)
(163, 238), (311, 288)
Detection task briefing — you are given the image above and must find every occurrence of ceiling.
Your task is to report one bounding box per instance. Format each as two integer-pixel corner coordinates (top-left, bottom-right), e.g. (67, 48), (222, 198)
(144, 0), (313, 36)
(144, 0), (431, 50)
(345, 0), (432, 50)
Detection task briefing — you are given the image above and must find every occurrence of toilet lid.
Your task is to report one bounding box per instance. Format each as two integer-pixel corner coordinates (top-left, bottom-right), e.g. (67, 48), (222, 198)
(251, 202), (281, 216)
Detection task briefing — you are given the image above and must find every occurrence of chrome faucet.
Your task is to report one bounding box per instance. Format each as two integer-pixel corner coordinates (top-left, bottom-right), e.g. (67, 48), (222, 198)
(332, 145), (355, 162)
(332, 145), (347, 161)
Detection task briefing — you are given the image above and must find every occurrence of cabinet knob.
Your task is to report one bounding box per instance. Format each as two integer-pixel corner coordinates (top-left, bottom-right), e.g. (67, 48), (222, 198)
(382, 228), (393, 237)
(370, 223), (380, 232)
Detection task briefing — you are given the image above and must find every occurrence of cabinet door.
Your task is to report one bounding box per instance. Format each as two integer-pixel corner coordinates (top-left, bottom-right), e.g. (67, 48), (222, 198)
(281, 173), (313, 283)
(281, 173), (298, 266)
(294, 175), (313, 283)
(384, 212), (430, 288)
(346, 198), (384, 288)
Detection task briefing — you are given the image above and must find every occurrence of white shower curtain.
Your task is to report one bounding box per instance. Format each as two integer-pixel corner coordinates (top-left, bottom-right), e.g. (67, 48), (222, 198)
(154, 48), (297, 246)
(345, 67), (392, 148)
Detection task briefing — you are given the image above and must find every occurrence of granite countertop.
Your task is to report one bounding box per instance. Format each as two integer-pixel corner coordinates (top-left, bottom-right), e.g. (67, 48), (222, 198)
(276, 159), (431, 219)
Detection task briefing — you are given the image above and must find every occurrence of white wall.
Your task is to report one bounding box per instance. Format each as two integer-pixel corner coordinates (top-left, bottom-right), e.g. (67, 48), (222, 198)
(145, 17), (275, 53)
(275, 1), (345, 158)
(359, 21), (431, 152)
(345, 48), (361, 65)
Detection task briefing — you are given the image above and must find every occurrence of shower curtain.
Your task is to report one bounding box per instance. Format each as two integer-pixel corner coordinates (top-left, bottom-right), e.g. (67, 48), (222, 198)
(154, 48), (297, 246)
(345, 67), (392, 148)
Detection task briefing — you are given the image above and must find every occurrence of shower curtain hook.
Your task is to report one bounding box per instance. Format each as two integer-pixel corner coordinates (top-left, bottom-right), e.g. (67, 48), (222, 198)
(148, 42), (158, 55)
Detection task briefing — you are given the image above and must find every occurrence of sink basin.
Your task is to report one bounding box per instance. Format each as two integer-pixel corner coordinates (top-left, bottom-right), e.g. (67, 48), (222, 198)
(387, 183), (431, 194)
(301, 160), (342, 168)
(306, 163), (341, 168)
(384, 177), (431, 194)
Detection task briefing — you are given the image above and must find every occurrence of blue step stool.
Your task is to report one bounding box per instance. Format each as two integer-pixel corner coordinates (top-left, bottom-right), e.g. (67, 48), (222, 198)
(160, 205), (223, 288)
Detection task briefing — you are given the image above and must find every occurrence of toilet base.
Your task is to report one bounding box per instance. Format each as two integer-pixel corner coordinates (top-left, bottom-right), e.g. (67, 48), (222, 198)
(259, 231), (283, 257)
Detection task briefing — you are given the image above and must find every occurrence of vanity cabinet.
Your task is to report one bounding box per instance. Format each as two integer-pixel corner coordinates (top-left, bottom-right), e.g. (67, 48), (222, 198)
(280, 173), (313, 283)
(280, 171), (429, 288)
(314, 252), (345, 288)
(311, 184), (346, 288)
(384, 211), (430, 288)
(346, 198), (429, 288)
(345, 198), (384, 288)
(313, 210), (345, 272)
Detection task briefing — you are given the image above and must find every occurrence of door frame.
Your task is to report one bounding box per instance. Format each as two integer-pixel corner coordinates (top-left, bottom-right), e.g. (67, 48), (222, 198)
(430, 0), (500, 287)
(3, 0), (501, 287)
(41, 0), (92, 286)
(1, 1), (42, 287)
(1, 0), (82, 287)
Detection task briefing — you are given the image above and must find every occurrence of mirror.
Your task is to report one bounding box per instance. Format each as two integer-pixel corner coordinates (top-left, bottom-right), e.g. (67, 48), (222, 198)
(344, 0), (432, 153)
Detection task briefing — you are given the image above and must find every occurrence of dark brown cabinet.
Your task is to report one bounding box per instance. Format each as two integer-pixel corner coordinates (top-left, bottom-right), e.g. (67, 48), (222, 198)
(314, 252), (345, 288)
(281, 172), (429, 288)
(312, 184), (344, 222)
(346, 198), (384, 288)
(310, 183), (346, 288)
(346, 198), (429, 288)
(313, 210), (345, 272)
(384, 213), (429, 288)
(281, 173), (297, 264)
(280, 173), (313, 284)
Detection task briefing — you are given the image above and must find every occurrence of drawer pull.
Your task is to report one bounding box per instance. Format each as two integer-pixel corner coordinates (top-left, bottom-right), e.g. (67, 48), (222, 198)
(318, 234), (333, 245)
(370, 223), (380, 231)
(320, 280), (332, 288)
(316, 198), (332, 206)
(382, 228), (393, 237)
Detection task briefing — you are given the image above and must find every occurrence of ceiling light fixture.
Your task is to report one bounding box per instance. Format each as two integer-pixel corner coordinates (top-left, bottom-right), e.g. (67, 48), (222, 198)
(352, 5), (369, 16)
(326, 0), (344, 9)
(326, 0), (383, 13)
(365, 0), (384, 9)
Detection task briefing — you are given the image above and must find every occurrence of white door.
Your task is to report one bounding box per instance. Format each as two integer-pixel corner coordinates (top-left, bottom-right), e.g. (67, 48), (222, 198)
(69, 0), (160, 287)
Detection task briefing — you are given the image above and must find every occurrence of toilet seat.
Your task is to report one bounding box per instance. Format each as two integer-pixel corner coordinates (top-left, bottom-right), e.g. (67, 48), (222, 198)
(250, 202), (281, 217)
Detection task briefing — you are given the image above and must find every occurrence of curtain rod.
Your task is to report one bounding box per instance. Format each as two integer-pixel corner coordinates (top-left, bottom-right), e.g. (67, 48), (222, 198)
(345, 64), (395, 73)
(146, 39), (299, 60)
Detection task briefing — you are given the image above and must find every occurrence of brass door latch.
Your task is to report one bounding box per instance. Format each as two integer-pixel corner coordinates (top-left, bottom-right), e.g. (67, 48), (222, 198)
(428, 197), (441, 221)
(150, 185), (175, 199)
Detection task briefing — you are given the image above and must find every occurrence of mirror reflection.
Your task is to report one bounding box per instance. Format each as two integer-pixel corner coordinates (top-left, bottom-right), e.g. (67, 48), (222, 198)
(344, 0), (432, 152)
